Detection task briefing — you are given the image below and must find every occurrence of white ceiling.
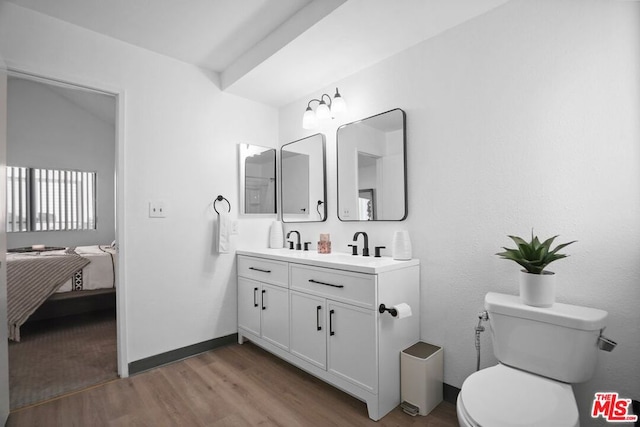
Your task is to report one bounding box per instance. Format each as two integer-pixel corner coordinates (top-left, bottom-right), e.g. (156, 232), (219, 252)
(7, 0), (511, 107)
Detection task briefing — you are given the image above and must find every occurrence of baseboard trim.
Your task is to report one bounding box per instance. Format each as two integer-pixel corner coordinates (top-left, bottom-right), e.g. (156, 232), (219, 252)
(128, 333), (238, 375)
(443, 383), (460, 404)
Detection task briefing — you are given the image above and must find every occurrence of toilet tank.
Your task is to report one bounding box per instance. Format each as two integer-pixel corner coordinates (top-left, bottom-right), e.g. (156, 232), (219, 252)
(485, 292), (607, 383)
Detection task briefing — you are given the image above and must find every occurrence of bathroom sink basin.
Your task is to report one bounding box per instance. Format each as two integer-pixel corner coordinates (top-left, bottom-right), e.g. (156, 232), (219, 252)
(236, 248), (418, 274)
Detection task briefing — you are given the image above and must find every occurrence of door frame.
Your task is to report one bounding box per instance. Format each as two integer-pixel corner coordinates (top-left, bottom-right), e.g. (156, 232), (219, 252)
(1, 52), (10, 425)
(5, 65), (129, 378)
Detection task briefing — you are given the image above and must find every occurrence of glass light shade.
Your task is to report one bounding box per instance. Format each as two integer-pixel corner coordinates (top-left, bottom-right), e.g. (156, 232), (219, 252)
(316, 102), (331, 120)
(332, 95), (346, 114)
(302, 108), (317, 129)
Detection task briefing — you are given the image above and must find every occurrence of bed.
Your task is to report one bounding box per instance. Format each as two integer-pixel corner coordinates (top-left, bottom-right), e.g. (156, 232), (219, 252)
(6, 245), (116, 341)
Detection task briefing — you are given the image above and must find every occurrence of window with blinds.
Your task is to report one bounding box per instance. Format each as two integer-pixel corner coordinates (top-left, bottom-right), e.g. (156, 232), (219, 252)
(6, 166), (97, 232)
(6, 167), (30, 232)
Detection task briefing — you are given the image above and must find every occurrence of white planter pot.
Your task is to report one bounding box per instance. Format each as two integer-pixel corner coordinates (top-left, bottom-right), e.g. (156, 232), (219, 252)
(519, 270), (556, 307)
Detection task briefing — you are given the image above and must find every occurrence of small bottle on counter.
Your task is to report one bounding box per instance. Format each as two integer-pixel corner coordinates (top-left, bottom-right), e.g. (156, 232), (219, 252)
(317, 233), (331, 254)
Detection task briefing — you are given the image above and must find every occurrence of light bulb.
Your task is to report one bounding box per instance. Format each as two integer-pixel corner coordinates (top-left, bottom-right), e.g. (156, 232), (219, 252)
(302, 107), (317, 129)
(332, 88), (346, 114)
(332, 95), (346, 114)
(316, 101), (331, 120)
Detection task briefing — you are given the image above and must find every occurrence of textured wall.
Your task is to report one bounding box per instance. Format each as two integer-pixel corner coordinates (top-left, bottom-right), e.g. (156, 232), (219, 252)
(278, 1), (640, 423)
(0, 2), (279, 365)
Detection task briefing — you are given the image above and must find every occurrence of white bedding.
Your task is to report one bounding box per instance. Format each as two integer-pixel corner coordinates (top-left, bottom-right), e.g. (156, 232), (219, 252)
(58, 245), (115, 292)
(32, 245), (116, 292)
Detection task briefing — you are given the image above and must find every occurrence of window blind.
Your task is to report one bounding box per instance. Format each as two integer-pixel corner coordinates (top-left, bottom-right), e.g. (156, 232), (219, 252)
(6, 167), (96, 232)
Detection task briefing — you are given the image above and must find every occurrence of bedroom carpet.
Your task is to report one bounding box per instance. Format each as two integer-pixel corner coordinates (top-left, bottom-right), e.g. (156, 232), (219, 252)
(8, 309), (118, 409)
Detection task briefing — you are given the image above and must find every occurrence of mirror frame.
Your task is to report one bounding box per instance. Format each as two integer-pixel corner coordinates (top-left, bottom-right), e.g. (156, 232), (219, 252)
(280, 133), (327, 223)
(238, 144), (277, 216)
(336, 108), (407, 221)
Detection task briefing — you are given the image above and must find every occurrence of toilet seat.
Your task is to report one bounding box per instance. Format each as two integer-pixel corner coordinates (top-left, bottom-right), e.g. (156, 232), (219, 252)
(458, 364), (579, 427)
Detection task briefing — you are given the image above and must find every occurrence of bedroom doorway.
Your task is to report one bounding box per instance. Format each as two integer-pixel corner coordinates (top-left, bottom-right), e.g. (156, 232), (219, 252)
(5, 70), (123, 409)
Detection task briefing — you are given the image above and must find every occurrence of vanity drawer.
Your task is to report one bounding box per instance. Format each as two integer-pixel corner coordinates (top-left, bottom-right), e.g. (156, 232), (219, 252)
(238, 256), (289, 288)
(290, 264), (375, 309)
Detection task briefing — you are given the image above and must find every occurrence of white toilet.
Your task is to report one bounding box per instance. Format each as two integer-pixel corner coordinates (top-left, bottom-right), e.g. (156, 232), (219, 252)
(457, 292), (608, 427)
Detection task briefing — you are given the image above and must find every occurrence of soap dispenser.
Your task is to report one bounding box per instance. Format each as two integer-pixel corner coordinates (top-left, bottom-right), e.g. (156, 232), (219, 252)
(269, 221), (284, 248)
(392, 230), (412, 260)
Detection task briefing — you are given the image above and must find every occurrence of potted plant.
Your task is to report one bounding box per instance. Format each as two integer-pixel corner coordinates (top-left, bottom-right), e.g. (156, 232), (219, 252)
(496, 232), (575, 307)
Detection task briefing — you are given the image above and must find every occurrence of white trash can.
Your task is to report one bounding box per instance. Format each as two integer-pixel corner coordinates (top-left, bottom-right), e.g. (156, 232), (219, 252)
(400, 342), (443, 416)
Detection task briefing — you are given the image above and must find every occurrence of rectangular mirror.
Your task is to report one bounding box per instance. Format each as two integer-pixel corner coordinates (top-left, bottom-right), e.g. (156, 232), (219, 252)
(281, 133), (327, 222)
(337, 108), (407, 221)
(238, 144), (276, 215)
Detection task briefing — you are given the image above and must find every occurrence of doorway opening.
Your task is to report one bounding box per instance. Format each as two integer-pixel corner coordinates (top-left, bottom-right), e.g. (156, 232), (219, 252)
(5, 71), (122, 409)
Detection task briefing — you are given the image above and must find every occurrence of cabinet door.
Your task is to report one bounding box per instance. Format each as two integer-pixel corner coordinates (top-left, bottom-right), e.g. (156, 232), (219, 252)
(238, 277), (261, 336)
(260, 283), (290, 350)
(290, 291), (326, 369)
(327, 301), (377, 393)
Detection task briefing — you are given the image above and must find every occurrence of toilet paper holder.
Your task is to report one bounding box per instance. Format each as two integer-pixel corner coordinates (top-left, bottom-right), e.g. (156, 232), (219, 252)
(379, 304), (398, 317)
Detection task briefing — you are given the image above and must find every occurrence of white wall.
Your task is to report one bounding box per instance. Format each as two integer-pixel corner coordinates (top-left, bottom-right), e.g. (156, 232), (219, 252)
(7, 78), (116, 248)
(279, 0), (640, 422)
(0, 3), (278, 363)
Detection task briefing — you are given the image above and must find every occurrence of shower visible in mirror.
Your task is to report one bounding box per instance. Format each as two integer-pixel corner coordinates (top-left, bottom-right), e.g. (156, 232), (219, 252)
(238, 144), (276, 215)
(281, 133), (327, 223)
(337, 108), (407, 221)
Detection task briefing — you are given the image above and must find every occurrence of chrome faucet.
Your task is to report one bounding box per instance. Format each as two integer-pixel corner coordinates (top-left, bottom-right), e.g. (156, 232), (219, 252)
(353, 231), (370, 257)
(287, 230), (302, 250)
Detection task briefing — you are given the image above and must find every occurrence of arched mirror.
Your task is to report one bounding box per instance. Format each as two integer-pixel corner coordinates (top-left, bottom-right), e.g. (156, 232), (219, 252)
(336, 108), (407, 221)
(238, 144), (276, 215)
(281, 133), (327, 222)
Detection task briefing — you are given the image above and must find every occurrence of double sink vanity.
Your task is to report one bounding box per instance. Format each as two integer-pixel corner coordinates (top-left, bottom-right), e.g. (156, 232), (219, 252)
(236, 107), (415, 420)
(236, 248), (419, 421)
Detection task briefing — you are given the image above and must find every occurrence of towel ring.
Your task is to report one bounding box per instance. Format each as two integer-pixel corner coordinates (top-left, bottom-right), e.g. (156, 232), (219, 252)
(213, 195), (231, 214)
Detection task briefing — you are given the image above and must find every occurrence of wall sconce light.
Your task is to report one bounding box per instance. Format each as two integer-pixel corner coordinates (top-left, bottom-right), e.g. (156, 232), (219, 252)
(302, 88), (347, 129)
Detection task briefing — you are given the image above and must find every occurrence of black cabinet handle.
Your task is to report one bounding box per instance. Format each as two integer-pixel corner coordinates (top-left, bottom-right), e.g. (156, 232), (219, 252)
(253, 287), (259, 307)
(249, 267), (271, 273)
(316, 305), (322, 331)
(329, 309), (335, 336)
(261, 289), (266, 310)
(309, 279), (344, 289)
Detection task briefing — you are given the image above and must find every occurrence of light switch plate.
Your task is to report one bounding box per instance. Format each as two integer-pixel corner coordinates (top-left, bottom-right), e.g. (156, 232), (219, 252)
(231, 220), (239, 235)
(149, 201), (166, 218)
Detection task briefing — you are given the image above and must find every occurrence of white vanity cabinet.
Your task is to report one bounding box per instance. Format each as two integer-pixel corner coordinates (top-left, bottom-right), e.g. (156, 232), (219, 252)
(289, 290), (327, 369)
(237, 249), (420, 421)
(237, 256), (290, 350)
(290, 264), (377, 393)
(289, 292), (377, 391)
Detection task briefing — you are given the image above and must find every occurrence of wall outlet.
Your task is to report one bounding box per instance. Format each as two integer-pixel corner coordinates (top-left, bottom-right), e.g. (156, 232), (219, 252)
(231, 220), (239, 235)
(149, 201), (166, 218)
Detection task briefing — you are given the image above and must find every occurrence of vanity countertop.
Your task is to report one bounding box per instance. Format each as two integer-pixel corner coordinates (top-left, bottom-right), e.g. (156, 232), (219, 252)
(237, 248), (419, 274)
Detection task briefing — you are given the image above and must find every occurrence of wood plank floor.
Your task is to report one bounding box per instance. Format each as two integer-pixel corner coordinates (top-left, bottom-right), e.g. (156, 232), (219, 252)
(7, 341), (458, 426)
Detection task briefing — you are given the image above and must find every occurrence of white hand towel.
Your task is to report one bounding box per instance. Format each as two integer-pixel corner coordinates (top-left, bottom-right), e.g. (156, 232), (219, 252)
(216, 212), (230, 254)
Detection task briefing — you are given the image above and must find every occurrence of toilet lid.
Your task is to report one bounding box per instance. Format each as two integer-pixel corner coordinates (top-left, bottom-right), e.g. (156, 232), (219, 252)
(460, 364), (579, 427)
